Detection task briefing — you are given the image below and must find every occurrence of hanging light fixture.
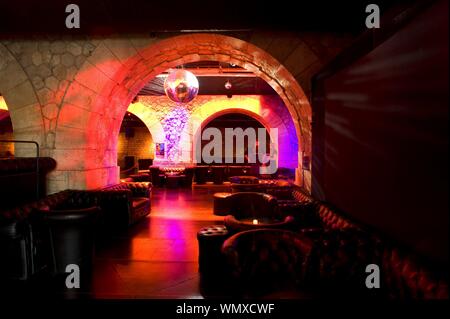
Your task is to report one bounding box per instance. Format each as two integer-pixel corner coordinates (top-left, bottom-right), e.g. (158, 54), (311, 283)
(164, 69), (199, 103)
(225, 80), (233, 98)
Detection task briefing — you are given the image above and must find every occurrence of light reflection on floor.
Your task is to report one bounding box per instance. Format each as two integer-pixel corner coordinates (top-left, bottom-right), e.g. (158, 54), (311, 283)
(90, 187), (223, 299)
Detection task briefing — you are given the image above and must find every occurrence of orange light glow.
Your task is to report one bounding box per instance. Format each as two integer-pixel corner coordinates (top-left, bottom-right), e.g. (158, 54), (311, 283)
(0, 96), (8, 110)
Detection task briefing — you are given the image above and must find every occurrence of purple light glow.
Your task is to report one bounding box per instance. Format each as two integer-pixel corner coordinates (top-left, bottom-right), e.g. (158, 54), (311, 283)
(162, 106), (189, 162)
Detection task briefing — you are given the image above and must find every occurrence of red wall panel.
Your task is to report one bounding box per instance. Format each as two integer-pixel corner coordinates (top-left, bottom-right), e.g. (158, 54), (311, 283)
(312, 0), (448, 265)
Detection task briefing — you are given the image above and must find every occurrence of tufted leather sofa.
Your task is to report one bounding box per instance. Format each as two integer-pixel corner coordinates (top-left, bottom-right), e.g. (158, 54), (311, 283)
(221, 229), (314, 298)
(273, 187), (358, 231)
(219, 186), (448, 299)
(304, 229), (448, 299)
(98, 182), (151, 229)
(0, 190), (96, 281)
(0, 157), (57, 210)
(230, 176), (263, 193)
(222, 228), (448, 299)
(0, 182), (152, 281)
(274, 186), (313, 210)
(380, 243), (448, 299)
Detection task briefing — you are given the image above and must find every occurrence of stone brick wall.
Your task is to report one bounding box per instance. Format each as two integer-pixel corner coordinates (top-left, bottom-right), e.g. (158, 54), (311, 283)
(117, 127), (154, 168)
(0, 38), (99, 151)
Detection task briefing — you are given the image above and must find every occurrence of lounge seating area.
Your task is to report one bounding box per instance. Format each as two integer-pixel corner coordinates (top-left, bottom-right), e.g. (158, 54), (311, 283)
(199, 187), (449, 299)
(223, 227), (449, 299)
(125, 164), (295, 190)
(0, 158), (152, 282)
(0, 0), (448, 310)
(1, 153), (447, 300)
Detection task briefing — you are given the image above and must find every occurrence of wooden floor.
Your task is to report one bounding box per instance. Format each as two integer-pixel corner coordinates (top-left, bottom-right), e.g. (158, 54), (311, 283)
(86, 187), (223, 299)
(1, 187), (228, 299)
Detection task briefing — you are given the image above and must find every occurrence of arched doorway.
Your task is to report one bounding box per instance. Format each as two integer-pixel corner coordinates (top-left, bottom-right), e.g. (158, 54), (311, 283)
(53, 33), (312, 192)
(126, 101), (166, 154)
(128, 93), (299, 169)
(117, 112), (154, 175)
(198, 112), (271, 166)
(190, 96), (298, 169)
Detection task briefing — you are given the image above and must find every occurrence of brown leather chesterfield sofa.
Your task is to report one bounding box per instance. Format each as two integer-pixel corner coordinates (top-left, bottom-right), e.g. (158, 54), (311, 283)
(0, 157), (57, 210)
(220, 188), (448, 299)
(222, 228), (448, 299)
(99, 182), (151, 229)
(0, 182), (152, 282)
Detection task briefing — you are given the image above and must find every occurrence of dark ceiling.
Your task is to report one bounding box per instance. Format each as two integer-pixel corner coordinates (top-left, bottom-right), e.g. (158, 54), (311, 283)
(139, 76), (275, 96)
(205, 113), (265, 127)
(0, 0), (420, 37)
(139, 62), (276, 95)
(120, 112), (146, 129)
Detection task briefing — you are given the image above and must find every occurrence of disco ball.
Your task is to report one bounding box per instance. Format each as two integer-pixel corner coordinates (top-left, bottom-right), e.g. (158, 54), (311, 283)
(164, 69), (199, 103)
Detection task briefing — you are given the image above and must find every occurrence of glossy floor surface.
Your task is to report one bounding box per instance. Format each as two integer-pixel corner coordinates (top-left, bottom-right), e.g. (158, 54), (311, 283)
(3, 188), (231, 299)
(89, 187), (223, 299)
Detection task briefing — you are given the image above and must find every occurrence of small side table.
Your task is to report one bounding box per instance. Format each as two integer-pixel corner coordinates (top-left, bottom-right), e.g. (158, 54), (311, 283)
(213, 192), (232, 216)
(197, 225), (230, 275)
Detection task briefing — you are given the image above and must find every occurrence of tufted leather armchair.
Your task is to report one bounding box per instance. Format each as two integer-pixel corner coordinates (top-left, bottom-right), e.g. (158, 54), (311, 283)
(221, 229), (314, 297)
(223, 192), (277, 220)
(223, 192), (297, 233)
(98, 182), (152, 229)
(222, 227), (448, 299)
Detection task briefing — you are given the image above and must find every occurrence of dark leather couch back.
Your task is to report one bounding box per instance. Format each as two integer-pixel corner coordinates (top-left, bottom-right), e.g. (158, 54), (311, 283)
(0, 157), (57, 210)
(228, 192), (277, 220)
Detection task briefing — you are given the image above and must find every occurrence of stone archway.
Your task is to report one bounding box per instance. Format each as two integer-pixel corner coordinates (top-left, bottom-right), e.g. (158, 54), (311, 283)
(192, 108), (274, 166)
(127, 102), (165, 145)
(190, 97), (298, 169)
(49, 33), (313, 191)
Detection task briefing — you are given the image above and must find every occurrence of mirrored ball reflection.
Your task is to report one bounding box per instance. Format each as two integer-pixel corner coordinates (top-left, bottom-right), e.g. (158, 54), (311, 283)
(163, 69), (199, 103)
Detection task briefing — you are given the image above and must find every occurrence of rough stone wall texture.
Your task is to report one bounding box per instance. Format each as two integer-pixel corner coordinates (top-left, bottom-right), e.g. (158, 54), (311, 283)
(0, 38), (98, 149)
(117, 127), (154, 168)
(0, 32), (353, 193)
